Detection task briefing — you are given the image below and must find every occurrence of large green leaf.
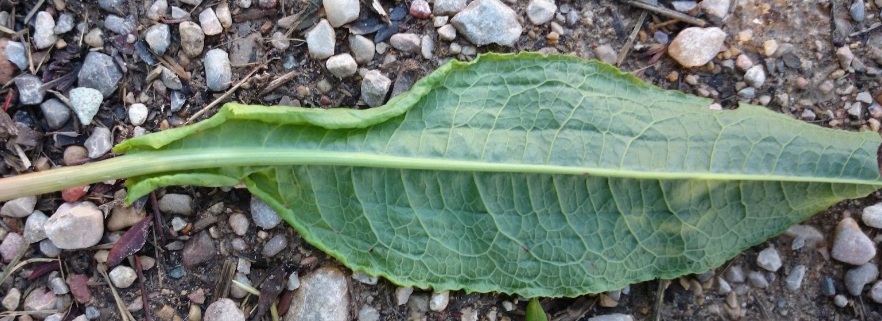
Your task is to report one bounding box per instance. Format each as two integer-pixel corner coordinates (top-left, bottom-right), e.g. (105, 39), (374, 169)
(113, 53), (882, 297)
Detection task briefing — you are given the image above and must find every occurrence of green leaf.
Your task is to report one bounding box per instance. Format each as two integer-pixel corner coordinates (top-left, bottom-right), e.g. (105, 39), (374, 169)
(72, 53), (882, 296)
(526, 298), (548, 321)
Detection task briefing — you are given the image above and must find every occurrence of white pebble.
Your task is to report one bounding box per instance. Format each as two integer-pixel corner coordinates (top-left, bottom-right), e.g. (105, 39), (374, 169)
(109, 266), (137, 288)
(128, 103), (148, 126)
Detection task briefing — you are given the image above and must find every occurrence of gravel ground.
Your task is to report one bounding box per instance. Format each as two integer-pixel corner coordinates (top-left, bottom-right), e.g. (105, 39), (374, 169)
(1, 0), (882, 320)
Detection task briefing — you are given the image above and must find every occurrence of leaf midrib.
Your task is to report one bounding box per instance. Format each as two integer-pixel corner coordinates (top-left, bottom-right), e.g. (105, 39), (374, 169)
(117, 148), (882, 185)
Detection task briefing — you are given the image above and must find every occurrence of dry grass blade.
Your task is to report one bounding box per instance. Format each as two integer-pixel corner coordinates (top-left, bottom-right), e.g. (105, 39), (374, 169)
(186, 66), (263, 124)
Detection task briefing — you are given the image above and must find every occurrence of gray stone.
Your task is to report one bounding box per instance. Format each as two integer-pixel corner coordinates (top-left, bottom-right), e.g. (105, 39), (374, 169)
(215, 2), (232, 28)
(358, 306), (379, 321)
(0, 195), (37, 218)
(199, 8), (223, 35)
(284, 267), (349, 321)
(5, 41), (26, 69)
(182, 231), (216, 268)
(832, 217), (876, 265)
(161, 67), (182, 90)
(40, 98), (71, 129)
(845, 263), (878, 296)
(744, 65), (766, 87)
(109, 266), (137, 288)
(204, 49), (232, 91)
(33, 12), (56, 49)
(822, 276), (836, 296)
(586, 314), (634, 321)
(84, 28), (104, 48)
(836, 46), (855, 69)
(230, 272), (251, 299)
(390, 33), (421, 53)
(326, 54), (357, 78)
(437, 24), (457, 41)
(429, 291), (449, 311)
(862, 202), (882, 228)
(0, 232), (24, 263)
(104, 15), (135, 35)
(701, 0), (731, 19)
(179, 21), (205, 57)
(747, 271), (768, 288)
(784, 224), (824, 250)
(15, 75), (45, 105)
(784, 265), (806, 290)
(229, 213), (249, 236)
(451, 0), (522, 47)
(54, 13), (75, 34)
(324, 0), (359, 27)
(23, 287), (56, 311)
(48, 277), (69, 294)
(45, 202), (104, 249)
(262, 234), (287, 257)
(756, 247), (782, 272)
(725, 265), (745, 283)
(594, 44), (617, 64)
(834, 294), (848, 307)
(288, 272), (300, 290)
(68, 87), (102, 125)
(230, 33), (260, 65)
(2, 288), (20, 311)
(434, 0), (467, 15)
(306, 19), (335, 59)
(39, 239), (60, 257)
(84, 127), (112, 158)
(271, 31), (290, 50)
(671, 1), (697, 12)
(395, 287), (413, 305)
(850, 0), (865, 22)
(360, 70), (391, 107)
(349, 35), (374, 64)
(871, 281), (882, 303)
(717, 277), (731, 294)
(147, 0), (168, 21)
(145, 24), (171, 55)
(421, 35), (434, 59)
(23, 210), (49, 243)
(159, 193), (193, 215)
(527, 0), (557, 25)
(205, 298), (245, 321)
(352, 271), (378, 285)
(251, 197), (282, 229)
(98, 0), (126, 11)
(78, 52), (123, 97)
(668, 27), (727, 67)
(171, 6), (190, 19)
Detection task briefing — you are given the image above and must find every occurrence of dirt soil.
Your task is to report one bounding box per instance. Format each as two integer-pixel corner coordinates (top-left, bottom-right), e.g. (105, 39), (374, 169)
(2, 0), (882, 320)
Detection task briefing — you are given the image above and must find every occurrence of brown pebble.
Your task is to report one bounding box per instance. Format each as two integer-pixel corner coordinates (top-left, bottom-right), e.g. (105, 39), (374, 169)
(546, 32), (560, 45)
(667, 71), (679, 82)
(260, 21), (273, 34)
(794, 76), (809, 90)
(63, 146), (88, 165)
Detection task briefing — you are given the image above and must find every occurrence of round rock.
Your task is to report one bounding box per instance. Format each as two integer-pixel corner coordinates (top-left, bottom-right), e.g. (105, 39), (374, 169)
(323, 0), (359, 27)
(361, 70), (391, 107)
(204, 49), (232, 91)
(251, 197), (281, 229)
(109, 266), (137, 288)
(450, 0), (523, 47)
(128, 103), (148, 126)
(0, 232), (24, 263)
(784, 264), (806, 291)
(668, 27), (727, 67)
(326, 53), (357, 78)
(845, 263), (878, 296)
(832, 217), (876, 265)
(179, 21), (205, 57)
(756, 247), (781, 272)
(527, 0), (557, 25)
(44, 202), (104, 249)
(145, 23), (171, 55)
(744, 65), (766, 88)
(23, 210), (49, 243)
(40, 98), (71, 130)
(158, 193), (194, 215)
(199, 8), (223, 35)
(348, 35), (375, 64)
(0, 195), (37, 218)
(862, 203), (882, 228)
(871, 281), (882, 303)
(205, 298), (245, 321)
(33, 12), (57, 49)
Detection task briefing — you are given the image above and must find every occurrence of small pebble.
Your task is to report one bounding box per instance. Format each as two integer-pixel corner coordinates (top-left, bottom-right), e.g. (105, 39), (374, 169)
(756, 247), (781, 272)
(199, 8), (223, 36)
(45, 202), (104, 249)
(109, 266), (137, 288)
(147, 0), (168, 20)
(725, 265), (745, 283)
(784, 265), (806, 291)
(23, 210), (49, 243)
(361, 70), (391, 107)
(390, 33), (422, 53)
(204, 298), (245, 321)
(48, 277), (69, 294)
(527, 0), (557, 25)
(85, 28), (104, 47)
(747, 271), (769, 288)
(856, 91), (874, 104)
(832, 217), (876, 265)
(40, 239), (61, 257)
(429, 291), (450, 311)
(326, 53), (358, 78)
(54, 13), (75, 34)
(15, 75), (46, 105)
(204, 49), (232, 91)
(410, 0), (431, 19)
(128, 103), (148, 126)
(0, 232), (24, 263)
(762, 39), (778, 57)
(352, 271), (379, 285)
(215, 2), (232, 28)
(668, 27), (727, 67)
(261, 234), (287, 257)
(158, 193), (194, 215)
(287, 272), (300, 290)
(230, 272), (251, 299)
(2, 288), (20, 311)
(305, 19), (335, 59)
(850, 0), (866, 22)
(871, 281), (882, 303)
(822, 276), (837, 296)
(171, 216), (188, 231)
(845, 263), (879, 296)
(78, 52), (123, 97)
(251, 197), (282, 229)
(358, 306), (380, 321)
(836, 46), (855, 69)
(324, 0), (359, 27)
(449, 0), (523, 47)
(744, 65), (766, 88)
(179, 21), (205, 57)
(0, 195), (37, 218)
(144, 24), (171, 55)
(229, 213), (249, 236)
(84, 127), (112, 158)
(349, 35), (375, 64)
(23, 287), (56, 311)
(437, 24), (457, 41)
(104, 14), (136, 35)
(271, 31), (290, 50)
(833, 294), (848, 307)
(395, 287), (414, 305)
(594, 44), (617, 65)
(33, 12), (57, 49)
(5, 41), (26, 70)
(40, 98), (71, 129)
